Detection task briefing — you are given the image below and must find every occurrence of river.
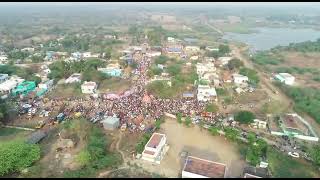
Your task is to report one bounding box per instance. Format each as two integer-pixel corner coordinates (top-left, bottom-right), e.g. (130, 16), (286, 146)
(223, 27), (320, 53)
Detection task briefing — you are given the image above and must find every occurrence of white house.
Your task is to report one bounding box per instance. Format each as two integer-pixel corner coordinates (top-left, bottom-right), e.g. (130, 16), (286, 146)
(232, 73), (249, 85)
(206, 46), (219, 52)
(141, 133), (168, 164)
(250, 119), (267, 129)
(196, 62), (216, 77)
(197, 85), (217, 102)
(82, 52), (92, 58)
(218, 57), (233, 66)
(167, 37), (175, 43)
(81, 81), (97, 94)
(21, 47), (35, 53)
(274, 73), (295, 85)
(190, 56), (199, 60)
(146, 51), (162, 57)
(65, 73), (81, 84)
(182, 156), (227, 178)
(0, 76), (24, 94)
(185, 46), (200, 52)
(0, 55), (8, 64)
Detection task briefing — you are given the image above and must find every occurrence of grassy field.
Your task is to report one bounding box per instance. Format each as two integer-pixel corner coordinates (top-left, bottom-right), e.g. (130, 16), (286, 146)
(267, 149), (320, 178)
(48, 83), (83, 98)
(0, 127), (31, 142)
(99, 78), (132, 93)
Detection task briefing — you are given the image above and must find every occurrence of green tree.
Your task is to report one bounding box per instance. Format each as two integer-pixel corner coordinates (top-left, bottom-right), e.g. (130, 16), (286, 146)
(218, 44), (231, 55)
(176, 112), (182, 124)
(209, 126), (220, 136)
(167, 64), (181, 76)
(224, 127), (239, 141)
(205, 103), (219, 113)
(0, 141), (41, 176)
(227, 58), (243, 70)
(234, 111), (256, 124)
(309, 145), (320, 166)
(154, 55), (169, 65)
(239, 67), (260, 85)
(184, 116), (192, 127)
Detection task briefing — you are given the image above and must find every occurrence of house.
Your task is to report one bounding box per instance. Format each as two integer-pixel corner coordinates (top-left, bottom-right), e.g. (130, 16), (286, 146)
(104, 34), (116, 39)
(71, 52), (82, 60)
(243, 166), (268, 178)
(185, 46), (200, 52)
(232, 73), (249, 85)
(0, 55), (8, 64)
(182, 92), (194, 99)
(204, 57), (215, 62)
(206, 46), (219, 51)
(167, 37), (175, 43)
(197, 85), (217, 102)
(11, 81), (36, 97)
(200, 72), (219, 85)
(101, 116), (120, 130)
(217, 57), (233, 66)
(21, 47), (35, 53)
(274, 73), (295, 85)
(98, 63), (122, 77)
(0, 74), (9, 84)
(182, 156), (227, 178)
(250, 119), (267, 129)
(190, 56), (199, 60)
(146, 51), (162, 57)
(38, 79), (54, 90)
(141, 133), (167, 164)
(196, 62), (216, 77)
(82, 52), (92, 58)
(271, 113), (319, 142)
(65, 73), (81, 84)
(184, 38), (198, 44)
(166, 47), (183, 54)
(222, 72), (232, 83)
(81, 81), (97, 94)
(0, 78), (20, 94)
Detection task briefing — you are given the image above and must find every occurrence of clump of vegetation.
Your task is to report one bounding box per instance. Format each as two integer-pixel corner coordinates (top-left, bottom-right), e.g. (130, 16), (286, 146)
(0, 64), (41, 84)
(167, 64), (182, 76)
(239, 67), (260, 86)
(208, 126), (220, 136)
(135, 133), (152, 154)
(205, 44), (231, 58)
(205, 103), (219, 113)
(245, 133), (268, 166)
(275, 82), (320, 124)
(176, 113), (182, 124)
(184, 116), (192, 127)
(0, 140), (41, 176)
(155, 116), (165, 130)
(234, 111), (255, 124)
(227, 58), (244, 70)
(251, 52), (284, 65)
(224, 127), (240, 141)
(273, 38), (320, 52)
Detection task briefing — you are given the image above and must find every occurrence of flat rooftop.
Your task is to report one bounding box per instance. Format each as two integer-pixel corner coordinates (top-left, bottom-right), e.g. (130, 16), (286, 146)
(279, 73), (294, 79)
(146, 133), (165, 149)
(183, 156), (226, 178)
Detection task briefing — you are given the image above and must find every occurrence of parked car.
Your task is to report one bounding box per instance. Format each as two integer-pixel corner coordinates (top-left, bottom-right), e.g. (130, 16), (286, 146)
(288, 152), (300, 158)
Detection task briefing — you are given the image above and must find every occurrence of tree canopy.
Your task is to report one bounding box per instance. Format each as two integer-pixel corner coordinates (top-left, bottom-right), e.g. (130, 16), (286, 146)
(0, 140), (41, 176)
(234, 111), (255, 124)
(227, 58), (243, 70)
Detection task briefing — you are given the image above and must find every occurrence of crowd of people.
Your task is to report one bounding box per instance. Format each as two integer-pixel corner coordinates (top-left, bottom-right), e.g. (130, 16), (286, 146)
(18, 52), (214, 130)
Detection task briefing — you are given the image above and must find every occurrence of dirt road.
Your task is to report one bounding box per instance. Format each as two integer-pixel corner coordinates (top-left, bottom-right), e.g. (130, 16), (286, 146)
(231, 44), (320, 136)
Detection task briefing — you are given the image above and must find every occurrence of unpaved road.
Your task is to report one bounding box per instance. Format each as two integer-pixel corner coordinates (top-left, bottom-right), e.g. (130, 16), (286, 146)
(231, 44), (320, 136)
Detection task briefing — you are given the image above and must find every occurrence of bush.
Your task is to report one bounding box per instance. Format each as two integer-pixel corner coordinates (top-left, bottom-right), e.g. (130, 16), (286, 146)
(209, 127), (220, 136)
(205, 103), (219, 113)
(184, 116), (192, 127)
(239, 67), (260, 85)
(154, 55), (169, 65)
(224, 127), (239, 141)
(0, 140), (41, 176)
(176, 113), (182, 124)
(167, 64), (181, 76)
(234, 111), (255, 124)
(227, 58), (243, 70)
(135, 133), (152, 154)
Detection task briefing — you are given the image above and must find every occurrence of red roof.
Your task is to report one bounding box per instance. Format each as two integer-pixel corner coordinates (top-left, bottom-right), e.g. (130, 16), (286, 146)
(183, 156), (226, 178)
(146, 133), (165, 149)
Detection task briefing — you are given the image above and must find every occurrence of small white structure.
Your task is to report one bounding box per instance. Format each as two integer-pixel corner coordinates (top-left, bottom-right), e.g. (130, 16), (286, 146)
(206, 46), (219, 52)
(146, 51), (161, 57)
(274, 73), (295, 85)
(190, 56), (199, 60)
(217, 57), (232, 66)
(101, 116), (120, 130)
(81, 81), (97, 94)
(82, 52), (92, 58)
(185, 46), (200, 52)
(251, 119), (267, 129)
(197, 85), (217, 102)
(65, 73), (81, 84)
(196, 62), (216, 77)
(38, 80), (54, 90)
(232, 73), (249, 85)
(141, 133), (167, 164)
(0, 76), (24, 94)
(182, 156), (227, 178)
(21, 47), (35, 53)
(167, 37), (175, 43)
(0, 55), (8, 64)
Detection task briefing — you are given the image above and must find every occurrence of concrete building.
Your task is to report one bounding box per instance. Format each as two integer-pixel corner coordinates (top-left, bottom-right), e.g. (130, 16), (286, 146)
(141, 133), (167, 164)
(101, 116), (120, 130)
(232, 73), (249, 85)
(217, 57), (233, 66)
(274, 73), (295, 85)
(167, 37), (175, 43)
(197, 85), (217, 102)
(38, 79), (54, 90)
(0, 55), (8, 64)
(65, 73), (81, 84)
(0, 74), (9, 84)
(182, 156), (227, 178)
(81, 81), (97, 94)
(98, 63), (122, 77)
(185, 46), (200, 52)
(251, 119), (267, 129)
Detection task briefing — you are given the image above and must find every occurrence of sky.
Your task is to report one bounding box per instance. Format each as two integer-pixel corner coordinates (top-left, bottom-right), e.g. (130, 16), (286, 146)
(0, 2), (319, 6)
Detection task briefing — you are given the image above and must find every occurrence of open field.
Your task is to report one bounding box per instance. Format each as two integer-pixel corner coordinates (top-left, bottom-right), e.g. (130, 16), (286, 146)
(133, 119), (245, 178)
(47, 84), (83, 99)
(99, 78), (132, 94)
